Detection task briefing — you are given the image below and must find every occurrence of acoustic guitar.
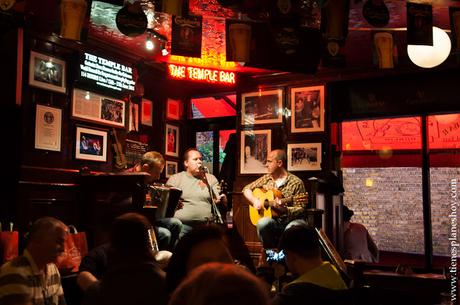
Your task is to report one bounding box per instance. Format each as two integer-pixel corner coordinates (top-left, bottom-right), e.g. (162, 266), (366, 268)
(248, 188), (308, 226)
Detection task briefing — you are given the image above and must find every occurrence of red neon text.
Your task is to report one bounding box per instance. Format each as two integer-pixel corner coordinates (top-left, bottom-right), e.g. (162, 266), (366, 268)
(168, 64), (235, 85)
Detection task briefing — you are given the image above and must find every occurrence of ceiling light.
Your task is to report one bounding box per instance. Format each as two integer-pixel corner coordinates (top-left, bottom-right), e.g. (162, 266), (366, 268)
(146, 33), (154, 51)
(407, 26), (451, 68)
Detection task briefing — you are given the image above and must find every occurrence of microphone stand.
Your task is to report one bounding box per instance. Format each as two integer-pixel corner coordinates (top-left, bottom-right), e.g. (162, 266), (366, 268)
(200, 167), (224, 225)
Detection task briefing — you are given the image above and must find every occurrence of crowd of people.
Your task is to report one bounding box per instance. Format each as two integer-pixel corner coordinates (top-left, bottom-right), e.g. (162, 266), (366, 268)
(0, 149), (378, 305)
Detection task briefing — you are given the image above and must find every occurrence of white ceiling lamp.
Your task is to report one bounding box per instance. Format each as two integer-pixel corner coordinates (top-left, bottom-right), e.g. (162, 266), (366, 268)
(407, 26), (451, 68)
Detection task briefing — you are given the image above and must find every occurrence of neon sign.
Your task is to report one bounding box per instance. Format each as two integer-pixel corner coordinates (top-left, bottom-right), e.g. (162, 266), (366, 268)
(168, 64), (235, 85)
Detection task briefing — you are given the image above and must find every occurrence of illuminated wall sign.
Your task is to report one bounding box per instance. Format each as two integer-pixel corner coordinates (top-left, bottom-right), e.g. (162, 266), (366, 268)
(168, 64), (235, 85)
(80, 52), (135, 92)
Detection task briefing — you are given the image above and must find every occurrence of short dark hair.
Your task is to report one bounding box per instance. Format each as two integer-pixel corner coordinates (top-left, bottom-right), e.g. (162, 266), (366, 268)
(183, 148), (200, 161)
(279, 224), (320, 258)
(343, 206), (354, 222)
(166, 225), (227, 293)
(110, 213), (153, 255)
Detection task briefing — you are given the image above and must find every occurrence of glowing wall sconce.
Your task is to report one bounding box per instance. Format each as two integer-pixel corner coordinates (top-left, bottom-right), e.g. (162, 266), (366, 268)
(407, 26), (451, 68)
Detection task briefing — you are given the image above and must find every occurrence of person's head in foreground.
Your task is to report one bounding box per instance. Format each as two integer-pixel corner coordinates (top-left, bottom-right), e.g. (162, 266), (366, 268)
(168, 262), (270, 305)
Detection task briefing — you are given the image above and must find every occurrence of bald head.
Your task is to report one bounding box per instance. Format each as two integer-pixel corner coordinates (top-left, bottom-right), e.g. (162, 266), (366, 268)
(28, 217), (67, 243)
(271, 149), (286, 166)
(27, 217), (68, 266)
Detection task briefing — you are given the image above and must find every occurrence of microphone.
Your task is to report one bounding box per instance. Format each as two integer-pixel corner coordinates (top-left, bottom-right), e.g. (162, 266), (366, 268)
(203, 166), (209, 174)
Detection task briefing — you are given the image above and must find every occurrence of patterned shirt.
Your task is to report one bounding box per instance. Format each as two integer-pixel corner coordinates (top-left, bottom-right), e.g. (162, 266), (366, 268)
(242, 172), (307, 222)
(0, 250), (66, 305)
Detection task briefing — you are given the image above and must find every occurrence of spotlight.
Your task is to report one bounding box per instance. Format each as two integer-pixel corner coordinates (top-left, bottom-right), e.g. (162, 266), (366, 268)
(146, 35), (154, 51)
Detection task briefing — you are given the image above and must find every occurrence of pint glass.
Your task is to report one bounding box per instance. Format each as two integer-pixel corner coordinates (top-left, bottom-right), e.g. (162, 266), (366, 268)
(229, 23), (251, 62)
(374, 32), (394, 69)
(60, 0), (87, 41)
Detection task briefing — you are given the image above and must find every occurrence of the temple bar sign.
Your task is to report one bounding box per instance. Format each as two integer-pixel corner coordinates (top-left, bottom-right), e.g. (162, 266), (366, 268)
(80, 53), (135, 92)
(168, 64), (235, 85)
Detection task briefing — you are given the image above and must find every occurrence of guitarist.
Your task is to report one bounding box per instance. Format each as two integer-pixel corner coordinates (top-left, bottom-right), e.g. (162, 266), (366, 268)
(243, 149), (307, 249)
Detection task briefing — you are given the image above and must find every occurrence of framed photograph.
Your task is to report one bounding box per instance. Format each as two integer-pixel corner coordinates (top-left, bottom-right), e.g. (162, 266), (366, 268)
(35, 104), (62, 151)
(29, 51), (66, 94)
(287, 143), (322, 171)
(141, 99), (153, 126)
(241, 89), (283, 125)
(75, 126), (108, 162)
(240, 129), (271, 174)
(165, 160), (178, 178)
(72, 88), (126, 128)
(167, 98), (181, 120)
(290, 85), (325, 133)
(165, 124), (179, 157)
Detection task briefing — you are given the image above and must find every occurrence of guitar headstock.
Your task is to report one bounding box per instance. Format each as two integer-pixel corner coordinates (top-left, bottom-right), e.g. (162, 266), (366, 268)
(219, 180), (228, 195)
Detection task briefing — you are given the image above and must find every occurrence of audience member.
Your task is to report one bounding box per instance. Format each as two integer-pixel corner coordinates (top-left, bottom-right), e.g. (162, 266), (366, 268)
(165, 225), (234, 294)
(82, 213), (167, 305)
(169, 262), (270, 305)
(272, 224), (348, 305)
(343, 205), (379, 263)
(0, 217), (68, 305)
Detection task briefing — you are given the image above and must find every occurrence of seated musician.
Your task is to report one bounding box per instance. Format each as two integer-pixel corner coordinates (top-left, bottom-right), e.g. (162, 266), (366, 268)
(166, 148), (227, 238)
(242, 149), (307, 249)
(125, 151), (182, 251)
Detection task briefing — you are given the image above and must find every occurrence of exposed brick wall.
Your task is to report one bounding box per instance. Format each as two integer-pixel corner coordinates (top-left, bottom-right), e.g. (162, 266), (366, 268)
(343, 167), (459, 256)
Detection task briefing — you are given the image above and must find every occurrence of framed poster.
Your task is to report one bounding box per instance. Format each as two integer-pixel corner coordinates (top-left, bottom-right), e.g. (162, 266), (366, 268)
(35, 104), (62, 151)
(165, 160), (178, 178)
(167, 98), (180, 120)
(241, 89), (283, 125)
(29, 51), (66, 94)
(72, 88), (126, 128)
(75, 126), (108, 162)
(240, 129), (271, 174)
(287, 143), (322, 171)
(141, 99), (153, 126)
(290, 85), (325, 133)
(165, 124), (179, 157)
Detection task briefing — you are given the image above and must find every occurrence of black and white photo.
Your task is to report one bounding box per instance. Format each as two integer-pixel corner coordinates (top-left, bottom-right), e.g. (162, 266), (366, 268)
(291, 85), (324, 133)
(240, 129), (271, 174)
(241, 89), (283, 125)
(287, 143), (322, 171)
(29, 51), (66, 93)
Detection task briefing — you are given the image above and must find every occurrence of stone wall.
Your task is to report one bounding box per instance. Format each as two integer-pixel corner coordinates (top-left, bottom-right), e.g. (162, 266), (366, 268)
(342, 167), (459, 256)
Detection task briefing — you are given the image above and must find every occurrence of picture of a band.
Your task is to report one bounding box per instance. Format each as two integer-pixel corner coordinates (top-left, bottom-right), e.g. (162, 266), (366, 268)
(80, 132), (103, 156)
(287, 143), (322, 171)
(101, 98), (123, 123)
(293, 90), (320, 129)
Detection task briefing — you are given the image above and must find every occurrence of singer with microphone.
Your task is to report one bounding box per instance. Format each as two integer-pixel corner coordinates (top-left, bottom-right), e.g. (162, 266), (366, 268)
(166, 148), (227, 238)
